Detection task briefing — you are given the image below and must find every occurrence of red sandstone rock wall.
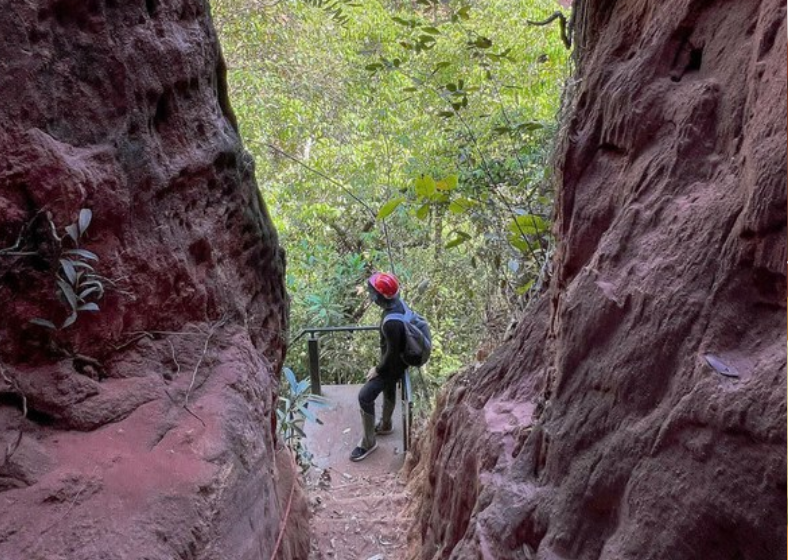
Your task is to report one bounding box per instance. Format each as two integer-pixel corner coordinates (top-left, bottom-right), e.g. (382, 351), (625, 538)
(0, 1), (308, 558)
(410, 1), (786, 559)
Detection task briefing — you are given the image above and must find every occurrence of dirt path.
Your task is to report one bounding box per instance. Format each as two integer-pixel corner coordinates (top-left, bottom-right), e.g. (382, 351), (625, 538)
(304, 385), (413, 560)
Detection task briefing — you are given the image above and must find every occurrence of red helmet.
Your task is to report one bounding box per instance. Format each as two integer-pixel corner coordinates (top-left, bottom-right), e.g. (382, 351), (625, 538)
(368, 272), (399, 299)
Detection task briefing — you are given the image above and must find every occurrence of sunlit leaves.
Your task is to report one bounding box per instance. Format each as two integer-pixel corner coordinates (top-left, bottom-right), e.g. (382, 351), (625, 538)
(213, 0), (568, 380)
(468, 36), (493, 49)
(436, 175), (457, 191)
(445, 231), (471, 249)
(516, 278), (535, 295)
(377, 196), (406, 220)
(414, 175), (436, 198)
(450, 5), (471, 22)
(448, 198), (474, 214)
(508, 214), (549, 235)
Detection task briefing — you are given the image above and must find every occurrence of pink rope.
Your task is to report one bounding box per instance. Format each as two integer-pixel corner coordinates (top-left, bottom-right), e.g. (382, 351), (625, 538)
(270, 471), (297, 560)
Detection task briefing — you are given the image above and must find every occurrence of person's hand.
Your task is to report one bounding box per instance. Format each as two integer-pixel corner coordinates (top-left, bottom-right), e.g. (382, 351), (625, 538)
(366, 366), (378, 381)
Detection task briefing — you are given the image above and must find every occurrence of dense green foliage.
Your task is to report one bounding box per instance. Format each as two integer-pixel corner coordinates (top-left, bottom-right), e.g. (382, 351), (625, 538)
(212, 0), (569, 382)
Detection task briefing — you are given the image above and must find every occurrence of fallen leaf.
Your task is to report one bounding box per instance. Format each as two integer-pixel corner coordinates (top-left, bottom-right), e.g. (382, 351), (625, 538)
(703, 353), (739, 378)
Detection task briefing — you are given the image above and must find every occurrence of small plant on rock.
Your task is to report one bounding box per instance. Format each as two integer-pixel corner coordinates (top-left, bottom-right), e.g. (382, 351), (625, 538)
(277, 366), (323, 471)
(30, 208), (103, 330)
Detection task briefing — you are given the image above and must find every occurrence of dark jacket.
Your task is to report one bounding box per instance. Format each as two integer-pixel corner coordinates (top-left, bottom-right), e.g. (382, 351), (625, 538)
(376, 298), (408, 380)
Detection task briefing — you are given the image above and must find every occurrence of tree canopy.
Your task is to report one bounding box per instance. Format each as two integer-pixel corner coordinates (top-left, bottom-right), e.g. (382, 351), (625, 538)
(212, 0), (569, 383)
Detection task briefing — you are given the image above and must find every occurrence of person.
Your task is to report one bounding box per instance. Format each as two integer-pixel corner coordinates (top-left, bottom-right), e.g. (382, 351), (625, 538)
(350, 271), (408, 462)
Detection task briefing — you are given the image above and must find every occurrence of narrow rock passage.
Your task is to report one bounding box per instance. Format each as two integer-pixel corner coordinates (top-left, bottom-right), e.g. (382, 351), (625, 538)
(304, 385), (413, 560)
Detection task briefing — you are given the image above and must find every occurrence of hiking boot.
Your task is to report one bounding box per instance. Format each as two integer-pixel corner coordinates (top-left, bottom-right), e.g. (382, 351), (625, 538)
(350, 410), (377, 462)
(375, 420), (393, 435)
(375, 398), (396, 435)
(350, 443), (378, 462)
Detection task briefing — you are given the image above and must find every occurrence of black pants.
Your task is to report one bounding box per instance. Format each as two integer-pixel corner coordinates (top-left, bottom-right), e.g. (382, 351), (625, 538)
(358, 375), (398, 416)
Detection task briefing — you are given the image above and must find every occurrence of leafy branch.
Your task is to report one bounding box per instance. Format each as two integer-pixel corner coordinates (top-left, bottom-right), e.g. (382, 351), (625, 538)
(277, 367), (324, 471)
(526, 11), (572, 50)
(30, 209), (103, 330)
(266, 142), (398, 274)
(301, 0), (358, 26)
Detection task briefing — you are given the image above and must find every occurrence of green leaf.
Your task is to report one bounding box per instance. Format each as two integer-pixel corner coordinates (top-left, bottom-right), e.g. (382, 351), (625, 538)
(307, 395), (329, 409)
(422, 27), (441, 35)
(377, 197), (405, 220)
(30, 318), (57, 329)
(80, 279), (104, 291)
(60, 259), (77, 285)
(291, 424), (307, 438)
(71, 261), (95, 271)
(57, 278), (78, 311)
(365, 63), (383, 72)
(508, 215), (549, 235)
(391, 16), (415, 27)
(65, 249), (98, 261)
(414, 175), (436, 198)
(445, 232), (471, 249)
(284, 367), (298, 392)
(61, 312), (78, 329)
(298, 404), (321, 424)
(508, 234), (532, 253)
(65, 224), (79, 243)
(79, 286), (101, 300)
(436, 174), (458, 191)
(448, 198), (474, 214)
(470, 36), (492, 49)
(516, 279), (535, 295)
(296, 379), (310, 395)
(517, 121), (545, 132)
(78, 208), (92, 235)
(78, 303), (100, 312)
(415, 204), (430, 220)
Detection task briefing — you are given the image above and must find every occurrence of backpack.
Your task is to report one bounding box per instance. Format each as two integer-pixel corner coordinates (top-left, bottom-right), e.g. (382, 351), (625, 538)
(382, 302), (432, 367)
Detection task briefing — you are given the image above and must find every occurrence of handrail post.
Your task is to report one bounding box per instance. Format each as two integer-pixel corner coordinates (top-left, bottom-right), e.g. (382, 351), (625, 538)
(307, 334), (321, 396)
(401, 369), (413, 452)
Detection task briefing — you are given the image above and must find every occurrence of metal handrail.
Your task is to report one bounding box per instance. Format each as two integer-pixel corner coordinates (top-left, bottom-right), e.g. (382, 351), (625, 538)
(290, 323), (414, 450)
(290, 325), (379, 345)
(401, 369), (413, 452)
(290, 325), (379, 396)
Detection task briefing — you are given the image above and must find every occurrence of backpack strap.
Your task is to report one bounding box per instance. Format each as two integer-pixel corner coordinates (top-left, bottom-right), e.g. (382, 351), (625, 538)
(382, 303), (413, 326)
(382, 312), (410, 325)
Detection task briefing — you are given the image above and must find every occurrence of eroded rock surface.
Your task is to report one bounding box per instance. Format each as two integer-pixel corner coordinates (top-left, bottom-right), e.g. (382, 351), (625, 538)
(410, 1), (786, 559)
(0, 1), (307, 558)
